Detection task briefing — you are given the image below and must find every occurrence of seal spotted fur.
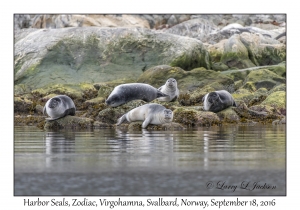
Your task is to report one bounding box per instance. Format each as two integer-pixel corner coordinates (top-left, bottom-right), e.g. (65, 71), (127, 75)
(105, 83), (168, 107)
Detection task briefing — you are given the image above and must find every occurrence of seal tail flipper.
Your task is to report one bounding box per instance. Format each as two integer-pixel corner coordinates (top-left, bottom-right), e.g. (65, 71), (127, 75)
(233, 101), (237, 107)
(116, 114), (127, 126)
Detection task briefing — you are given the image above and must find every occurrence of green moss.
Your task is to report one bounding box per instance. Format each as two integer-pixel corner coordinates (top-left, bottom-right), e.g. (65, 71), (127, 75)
(242, 82), (257, 92)
(221, 52), (255, 69)
(212, 62), (229, 71)
(269, 84), (286, 94)
(217, 107), (240, 123)
(170, 49), (211, 70)
(261, 91), (286, 109)
(232, 89), (254, 105)
(243, 69), (286, 90)
(267, 65), (286, 77)
(173, 107), (220, 127)
(97, 84), (114, 98)
(234, 80), (243, 90)
(31, 83), (98, 104)
(173, 108), (199, 127)
(255, 45), (286, 66)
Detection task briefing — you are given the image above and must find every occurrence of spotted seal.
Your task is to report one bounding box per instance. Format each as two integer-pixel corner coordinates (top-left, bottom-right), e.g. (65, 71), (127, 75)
(158, 78), (180, 102)
(105, 83), (168, 107)
(116, 103), (173, 128)
(202, 90), (237, 112)
(43, 95), (76, 121)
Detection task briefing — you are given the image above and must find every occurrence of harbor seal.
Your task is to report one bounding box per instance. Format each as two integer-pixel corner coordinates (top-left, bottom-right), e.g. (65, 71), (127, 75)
(158, 78), (180, 102)
(116, 103), (173, 128)
(105, 83), (168, 107)
(202, 90), (237, 113)
(43, 95), (76, 121)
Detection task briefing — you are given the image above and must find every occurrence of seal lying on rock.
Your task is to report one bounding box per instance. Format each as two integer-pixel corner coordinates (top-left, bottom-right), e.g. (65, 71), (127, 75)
(43, 95), (76, 121)
(203, 90), (237, 113)
(158, 78), (180, 102)
(105, 83), (168, 107)
(116, 103), (173, 128)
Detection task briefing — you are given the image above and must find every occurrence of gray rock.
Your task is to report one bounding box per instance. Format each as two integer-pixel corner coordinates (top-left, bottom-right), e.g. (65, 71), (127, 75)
(221, 34), (256, 69)
(15, 27), (211, 89)
(166, 18), (219, 43)
(239, 32), (286, 66)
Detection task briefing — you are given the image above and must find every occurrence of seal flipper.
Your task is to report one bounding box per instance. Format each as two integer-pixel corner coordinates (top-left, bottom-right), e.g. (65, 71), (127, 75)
(157, 90), (169, 98)
(64, 108), (76, 116)
(233, 101), (237, 107)
(45, 116), (64, 121)
(142, 117), (152, 128)
(116, 114), (127, 126)
(170, 95), (178, 102)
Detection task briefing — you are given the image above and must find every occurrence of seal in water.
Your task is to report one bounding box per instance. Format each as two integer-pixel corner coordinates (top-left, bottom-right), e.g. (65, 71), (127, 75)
(158, 78), (180, 102)
(202, 90), (237, 112)
(116, 103), (173, 128)
(43, 95), (76, 121)
(105, 83), (168, 107)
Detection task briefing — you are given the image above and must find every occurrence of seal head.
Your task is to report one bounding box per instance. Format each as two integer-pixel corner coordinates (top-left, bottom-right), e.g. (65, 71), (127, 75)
(158, 78), (180, 102)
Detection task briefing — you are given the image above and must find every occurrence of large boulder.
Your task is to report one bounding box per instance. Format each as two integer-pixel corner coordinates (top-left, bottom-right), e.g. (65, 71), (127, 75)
(28, 14), (151, 29)
(165, 18), (219, 43)
(242, 69), (286, 91)
(14, 27), (211, 89)
(261, 91), (286, 110)
(220, 34), (256, 69)
(239, 32), (286, 66)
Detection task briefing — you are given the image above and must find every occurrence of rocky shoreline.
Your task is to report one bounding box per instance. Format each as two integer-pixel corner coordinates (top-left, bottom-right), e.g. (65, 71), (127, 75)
(14, 14), (286, 130)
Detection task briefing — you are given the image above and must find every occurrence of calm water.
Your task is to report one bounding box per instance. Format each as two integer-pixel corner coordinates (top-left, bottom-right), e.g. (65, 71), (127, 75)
(14, 125), (286, 196)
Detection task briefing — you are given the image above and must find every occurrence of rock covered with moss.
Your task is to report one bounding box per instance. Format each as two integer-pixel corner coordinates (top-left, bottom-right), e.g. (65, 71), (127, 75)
(242, 69), (285, 91)
(44, 116), (94, 129)
(137, 65), (234, 93)
(261, 91), (286, 110)
(15, 27), (211, 90)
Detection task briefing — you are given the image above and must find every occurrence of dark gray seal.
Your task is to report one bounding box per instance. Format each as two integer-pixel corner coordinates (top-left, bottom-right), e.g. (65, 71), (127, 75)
(202, 90), (236, 112)
(43, 95), (76, 121)
(158, 78), (180, 102)
(105, 83), (168, 107)
(116, 103), (173, 128)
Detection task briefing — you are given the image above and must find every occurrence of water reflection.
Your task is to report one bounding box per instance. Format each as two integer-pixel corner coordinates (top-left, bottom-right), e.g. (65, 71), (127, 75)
(45, 131), (75, 168)
(14, 125), (286, 196)
(14, 125), (286, 172)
